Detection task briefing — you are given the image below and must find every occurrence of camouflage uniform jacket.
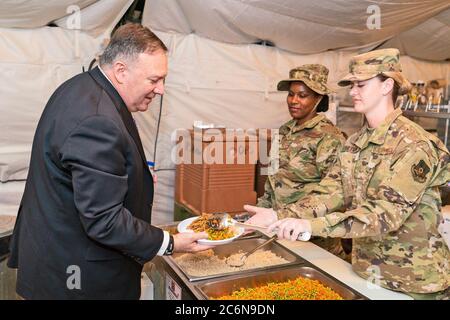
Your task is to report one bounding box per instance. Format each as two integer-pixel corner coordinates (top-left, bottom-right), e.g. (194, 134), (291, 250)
(279, 108), (450, 293)
(258, 114), (346, 258)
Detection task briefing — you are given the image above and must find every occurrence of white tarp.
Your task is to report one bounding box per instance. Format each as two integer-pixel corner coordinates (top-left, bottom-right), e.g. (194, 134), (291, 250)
(383, 8), (450, 61)
(0, 0), (98, 29)
(0, 0), (133, 37)
(142, 0), (450, 61)
(0, 0), (134, 219)
(1, 0), (450, 224)
(0, 0), (133, 182)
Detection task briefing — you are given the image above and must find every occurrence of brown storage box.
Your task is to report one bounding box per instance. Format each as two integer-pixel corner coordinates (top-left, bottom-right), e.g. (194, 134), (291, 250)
(178, 164), (256, 214)
(175, 128), (273, 215)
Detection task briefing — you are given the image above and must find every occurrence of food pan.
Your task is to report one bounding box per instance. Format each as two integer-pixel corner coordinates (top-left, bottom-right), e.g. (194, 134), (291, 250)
(196, 265), (367, 300)
(168, 237), (305, 282)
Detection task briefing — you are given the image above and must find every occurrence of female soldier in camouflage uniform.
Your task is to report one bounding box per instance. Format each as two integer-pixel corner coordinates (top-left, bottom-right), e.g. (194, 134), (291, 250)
(245, 64), (348, 259)
(256, 49), (449, 299)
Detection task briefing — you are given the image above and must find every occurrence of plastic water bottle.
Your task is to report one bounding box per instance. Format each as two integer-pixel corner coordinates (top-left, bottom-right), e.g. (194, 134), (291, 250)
(147, 161), (157, 184)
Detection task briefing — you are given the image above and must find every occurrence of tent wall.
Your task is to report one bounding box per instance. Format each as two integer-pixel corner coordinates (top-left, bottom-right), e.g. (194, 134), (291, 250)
(0, 0), (133, 181)
(0, 0), (133, 218)
(1, 1), (449, 224)
(135, 31), (450, 223)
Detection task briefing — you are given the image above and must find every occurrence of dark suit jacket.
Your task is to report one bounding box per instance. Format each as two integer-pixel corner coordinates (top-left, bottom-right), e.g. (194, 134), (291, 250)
(8, 67), (163, 299)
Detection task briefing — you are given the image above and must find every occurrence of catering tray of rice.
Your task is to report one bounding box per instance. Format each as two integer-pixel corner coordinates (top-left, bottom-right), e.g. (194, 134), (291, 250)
(169, 237), (305, 282)
(196, 266), (367, 300)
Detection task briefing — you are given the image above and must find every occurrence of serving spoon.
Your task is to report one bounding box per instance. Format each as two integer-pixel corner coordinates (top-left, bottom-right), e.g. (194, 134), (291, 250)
(206, 212), (311, 241)
(225, 234), (278, 267)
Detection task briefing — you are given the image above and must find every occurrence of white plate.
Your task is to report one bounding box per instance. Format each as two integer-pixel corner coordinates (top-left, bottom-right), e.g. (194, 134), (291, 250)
(177, 216), (244, 245)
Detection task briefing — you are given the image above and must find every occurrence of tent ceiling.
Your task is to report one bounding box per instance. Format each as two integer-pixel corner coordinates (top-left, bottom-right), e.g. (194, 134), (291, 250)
(1, 1), (448, 60)
(0, 0), (97, 28)
(382, 8), (450, 61)
(143, 0), (450, 61)
(0, 0), (133, 37)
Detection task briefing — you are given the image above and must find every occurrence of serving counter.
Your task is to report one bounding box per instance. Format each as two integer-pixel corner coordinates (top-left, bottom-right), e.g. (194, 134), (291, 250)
(146, 223), (412, 300)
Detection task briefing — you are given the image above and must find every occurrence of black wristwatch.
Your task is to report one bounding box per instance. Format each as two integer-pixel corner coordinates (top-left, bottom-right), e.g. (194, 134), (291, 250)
(164, 235), (175, 256)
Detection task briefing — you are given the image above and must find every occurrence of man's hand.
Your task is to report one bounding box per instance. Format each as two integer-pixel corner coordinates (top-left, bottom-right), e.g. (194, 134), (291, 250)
(267, 218), (312, 241)
(173, 232), (213, 253)
(243, 205), (278, 227)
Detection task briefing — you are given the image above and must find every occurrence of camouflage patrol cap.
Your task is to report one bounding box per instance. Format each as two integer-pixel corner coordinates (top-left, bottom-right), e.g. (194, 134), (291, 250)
(277, 64), (332, 95)
(338, 48), (411, 94)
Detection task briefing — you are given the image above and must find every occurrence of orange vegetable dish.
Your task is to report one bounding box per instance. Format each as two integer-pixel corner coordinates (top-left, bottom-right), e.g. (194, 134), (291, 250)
(187, 214), (235, 241)
(215, 277), (343, 300)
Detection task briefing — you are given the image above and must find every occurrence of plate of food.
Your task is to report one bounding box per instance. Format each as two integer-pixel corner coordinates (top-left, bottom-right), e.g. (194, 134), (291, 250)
(177, 214), (244, 245)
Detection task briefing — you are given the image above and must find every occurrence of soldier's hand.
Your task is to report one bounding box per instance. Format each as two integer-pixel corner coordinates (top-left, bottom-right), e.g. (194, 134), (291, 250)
(173, 232), (213, 253)
(268, 218), (312, 241)
(243, 205), (278, 227)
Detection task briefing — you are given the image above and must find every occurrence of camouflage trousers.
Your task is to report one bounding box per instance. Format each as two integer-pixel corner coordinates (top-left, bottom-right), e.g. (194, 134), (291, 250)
(406, 287), (450, 300)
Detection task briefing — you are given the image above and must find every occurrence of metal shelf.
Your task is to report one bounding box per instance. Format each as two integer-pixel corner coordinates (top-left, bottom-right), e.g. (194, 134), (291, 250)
(402, 109), (450, 146)
(402, 110), (450, 120)
(337, 105), (450, 146)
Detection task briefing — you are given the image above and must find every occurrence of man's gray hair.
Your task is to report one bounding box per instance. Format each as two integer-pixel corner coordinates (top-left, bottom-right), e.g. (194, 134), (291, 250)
(99, 23), (167, 66)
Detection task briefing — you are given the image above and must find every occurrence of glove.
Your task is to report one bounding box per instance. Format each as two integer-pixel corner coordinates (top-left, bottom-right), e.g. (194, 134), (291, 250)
(243, 205), (278, 227)
(267, 218), (312, 241)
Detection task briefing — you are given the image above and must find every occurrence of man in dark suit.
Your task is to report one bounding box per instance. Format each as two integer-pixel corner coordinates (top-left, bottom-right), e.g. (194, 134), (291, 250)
(7, 23), (210, 299)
